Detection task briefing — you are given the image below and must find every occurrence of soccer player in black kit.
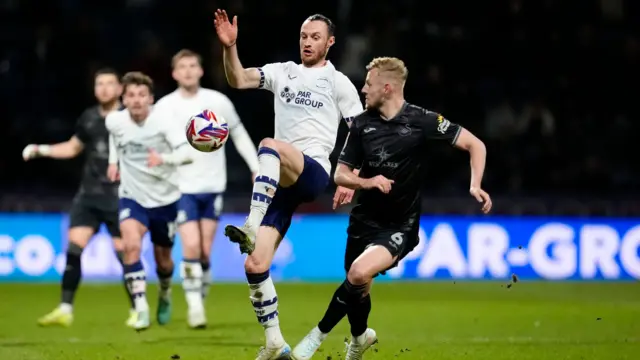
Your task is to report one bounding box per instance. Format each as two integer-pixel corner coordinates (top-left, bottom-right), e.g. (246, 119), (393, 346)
(291, 57), (492, 360)
(23, 68), (136, 327)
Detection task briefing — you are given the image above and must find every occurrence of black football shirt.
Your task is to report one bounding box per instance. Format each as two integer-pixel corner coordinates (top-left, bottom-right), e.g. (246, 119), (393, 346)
(74, 106), (119, 204)
(339, 102), (461, 230)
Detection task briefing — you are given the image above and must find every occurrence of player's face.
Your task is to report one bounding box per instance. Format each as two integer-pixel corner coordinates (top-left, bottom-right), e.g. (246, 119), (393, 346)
(94, 74), (122, 104)
(299, 20), (334, 66)
(362, 70), (388, 109)
(172, 56), (203, 89)
(123, 84), (153, 117)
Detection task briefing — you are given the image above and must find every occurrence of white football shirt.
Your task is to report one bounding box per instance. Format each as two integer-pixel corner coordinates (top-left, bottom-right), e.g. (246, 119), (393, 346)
(106, 107), (186, 208)
(259, 60), (363, 174)
(155, 88), (250, 194)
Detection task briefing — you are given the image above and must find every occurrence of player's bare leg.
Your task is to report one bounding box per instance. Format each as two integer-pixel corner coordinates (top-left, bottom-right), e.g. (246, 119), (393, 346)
(111, 236), (137, 327)
(225, 138), (304, 254)
(37, 226), (93, 327)
(121, 219), (151, 331)
(179, 220), (206, 328)
(153, 245), (175, 326)
(199, 218), (217, 298)
(244, 226), (291, 360)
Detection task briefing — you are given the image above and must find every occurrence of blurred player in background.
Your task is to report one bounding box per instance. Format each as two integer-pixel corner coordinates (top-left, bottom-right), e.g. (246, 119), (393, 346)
(106, 72), (193, 331)
(24, 68), (137, 328)
(292, 57), (492, 360)
(214, 10), (363, 359)
(154, 49), (259, 328)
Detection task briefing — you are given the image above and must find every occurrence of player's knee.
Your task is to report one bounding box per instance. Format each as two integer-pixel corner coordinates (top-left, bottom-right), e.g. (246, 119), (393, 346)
(259, 137), (278, 152)
(123, 237), (141, 256)
(156, 257), (174, 273)
(347, 262), (373, 286)
(244, 253), (270, 274)
(111, 237), (124, 252)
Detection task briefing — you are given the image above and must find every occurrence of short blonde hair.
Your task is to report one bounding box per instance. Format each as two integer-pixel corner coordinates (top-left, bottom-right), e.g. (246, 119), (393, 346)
(171, 49), (202, 69)
(121, 71), (154, 93)
(366, 57), (408, 82)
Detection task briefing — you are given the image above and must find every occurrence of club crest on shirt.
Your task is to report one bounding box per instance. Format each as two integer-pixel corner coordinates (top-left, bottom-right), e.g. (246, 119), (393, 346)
(437, 114), (451, 134)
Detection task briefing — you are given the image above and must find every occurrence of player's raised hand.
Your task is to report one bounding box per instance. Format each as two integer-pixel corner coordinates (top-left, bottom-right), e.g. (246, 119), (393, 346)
(364, 175), (394, 194)
(333, 186), (355, 209)
(214, 9), (238, 47)
(470, 187), (492, 214)
(147, 149), (163, 167)
(107, 164), (120, 182)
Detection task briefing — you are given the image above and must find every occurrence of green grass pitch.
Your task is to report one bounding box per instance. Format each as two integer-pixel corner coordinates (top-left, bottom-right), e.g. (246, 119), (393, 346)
(0, 282), (638, 360)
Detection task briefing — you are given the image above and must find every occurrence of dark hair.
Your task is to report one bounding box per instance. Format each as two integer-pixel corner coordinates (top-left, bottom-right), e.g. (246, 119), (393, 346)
(306, 14), (335, 36)
(121, 71), (154, 94)
(95, 67), (121, 82)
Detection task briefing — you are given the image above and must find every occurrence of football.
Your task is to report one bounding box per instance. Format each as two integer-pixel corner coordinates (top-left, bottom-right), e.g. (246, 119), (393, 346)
(185, 109), (230, 152)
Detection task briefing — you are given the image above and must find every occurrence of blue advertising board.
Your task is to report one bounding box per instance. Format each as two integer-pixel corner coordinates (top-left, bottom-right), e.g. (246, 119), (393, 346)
(0, 214), (638, 282)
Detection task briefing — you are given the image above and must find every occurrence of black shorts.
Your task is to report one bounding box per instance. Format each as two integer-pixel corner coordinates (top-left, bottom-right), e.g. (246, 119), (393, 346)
(69, 195), (120, 237)
(344, 218), (419, 276)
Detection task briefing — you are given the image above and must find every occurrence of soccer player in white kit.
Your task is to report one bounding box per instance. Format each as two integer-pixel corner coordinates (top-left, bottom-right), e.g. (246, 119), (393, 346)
(155, 49), (259, 328)
(106, 72), (193, 331)
(214, 10), (364, 359)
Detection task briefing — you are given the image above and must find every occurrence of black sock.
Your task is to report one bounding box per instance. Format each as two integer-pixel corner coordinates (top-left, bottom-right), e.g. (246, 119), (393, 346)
(317, 280), (350, 333)
(344, 280), (371, 337)
(61, 243), (83, 305)
(116, 251), (135, 309)
(200, 259), (211, 273)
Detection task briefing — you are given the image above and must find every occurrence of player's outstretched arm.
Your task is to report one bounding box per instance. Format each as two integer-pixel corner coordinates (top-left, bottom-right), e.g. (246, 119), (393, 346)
(214, 9), (261, 89)
(22, 136), (84, 161)
(453, 128), (492, 213)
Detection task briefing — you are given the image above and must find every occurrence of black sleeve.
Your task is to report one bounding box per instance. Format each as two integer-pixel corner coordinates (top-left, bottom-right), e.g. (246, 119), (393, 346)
(338, 122), (364, 168)
(74, 112), (90, 144)
(420, 111), (462, 145)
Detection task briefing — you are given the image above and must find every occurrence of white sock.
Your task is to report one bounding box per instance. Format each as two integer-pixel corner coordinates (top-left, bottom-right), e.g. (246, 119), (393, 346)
(180, 260), (203, 310)
(355, 332), (368, 345)
(247, 147), (280, 234)
(201, 267), (212, 298)
(125, 266), (149, 312)
(59, 303), (73, 314)
(247, 272), (284, 347)
(312, 326), (328, 341)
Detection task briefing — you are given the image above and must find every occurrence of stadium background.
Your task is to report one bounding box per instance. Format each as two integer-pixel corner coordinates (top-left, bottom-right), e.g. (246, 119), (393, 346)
(1, 1), (639, 359)
(1, 0), (638, 283)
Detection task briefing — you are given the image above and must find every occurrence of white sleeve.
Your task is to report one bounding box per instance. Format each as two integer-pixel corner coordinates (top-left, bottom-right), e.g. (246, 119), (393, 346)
(160, 116), (192, 166)
(230, 124), (259, 173)
(108, 133), (118, 165)
(335, 73), (363, 126)
(216, 95), (259, 173)
(258, 62), (286, 93)
(162, 113), (189, 149)
(105, 114), (118, 165)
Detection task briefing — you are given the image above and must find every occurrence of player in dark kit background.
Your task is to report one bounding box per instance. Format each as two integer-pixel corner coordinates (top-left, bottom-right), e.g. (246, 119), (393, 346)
(291, 57), (492, 360)
(22, 68), (137, 328)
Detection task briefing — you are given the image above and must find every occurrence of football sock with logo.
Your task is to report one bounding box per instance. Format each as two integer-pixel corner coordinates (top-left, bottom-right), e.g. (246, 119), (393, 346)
(157, 266), (174, 301)
(246, 270), (285, 347)
(201, 259), (211, 298)
(181, 259), (203, 308)
(116, 251), (135, 310)
(60, 242), (84, 312)
(345, 280), (371, 337)
(124, 261), (149, 312)
(247, 147), (280, 233)
(317, 280), (351, 334)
